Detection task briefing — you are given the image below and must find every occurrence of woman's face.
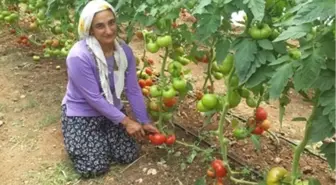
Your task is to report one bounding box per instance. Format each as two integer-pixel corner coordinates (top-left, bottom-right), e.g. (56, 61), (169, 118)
(91, 9), (117, 47)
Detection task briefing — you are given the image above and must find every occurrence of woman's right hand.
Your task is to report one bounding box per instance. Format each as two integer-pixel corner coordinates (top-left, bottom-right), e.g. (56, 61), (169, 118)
(121, 117), (145, 140)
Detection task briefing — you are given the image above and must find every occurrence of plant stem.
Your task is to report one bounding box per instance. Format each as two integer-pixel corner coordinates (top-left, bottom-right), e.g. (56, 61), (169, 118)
(175, 140), (207, 153)
(218, 103), (229, 162)
(157, 47), (170, 132)
(230, 176), (258, 185)
(291, 94), (318, 182)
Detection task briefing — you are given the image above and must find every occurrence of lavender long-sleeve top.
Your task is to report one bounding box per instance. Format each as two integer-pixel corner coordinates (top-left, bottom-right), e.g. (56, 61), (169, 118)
(61, 40), (150, 124)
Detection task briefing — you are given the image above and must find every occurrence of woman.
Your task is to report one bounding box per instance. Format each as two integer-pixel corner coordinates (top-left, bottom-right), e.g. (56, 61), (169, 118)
(61, 0), (158, 177)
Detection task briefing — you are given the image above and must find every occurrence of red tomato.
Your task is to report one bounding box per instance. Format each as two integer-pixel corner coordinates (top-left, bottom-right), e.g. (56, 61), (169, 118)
(163, 97), (177, 107)
(145, 68), (153, 76)
(252, 126), (264, 135)
(211, 159), (227, 178)
(145, 78), (153, 86)
(147, 58), (154, 65)
(255, 107), (268, 121)
(148, 133), (166, 145)
(165, 135), (176, 145)
(138, 79), (146, 88)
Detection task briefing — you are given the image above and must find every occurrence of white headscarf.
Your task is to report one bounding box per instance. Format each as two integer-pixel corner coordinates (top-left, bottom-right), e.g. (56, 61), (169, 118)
(78, 0), (128, 105)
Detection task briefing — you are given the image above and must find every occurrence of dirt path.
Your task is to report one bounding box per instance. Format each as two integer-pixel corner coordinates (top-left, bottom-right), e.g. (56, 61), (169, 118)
(0, 30), (334, 185)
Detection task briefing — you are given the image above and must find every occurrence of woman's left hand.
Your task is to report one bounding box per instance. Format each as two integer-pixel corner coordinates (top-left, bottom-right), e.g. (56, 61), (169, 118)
(142, 124), (159, 134)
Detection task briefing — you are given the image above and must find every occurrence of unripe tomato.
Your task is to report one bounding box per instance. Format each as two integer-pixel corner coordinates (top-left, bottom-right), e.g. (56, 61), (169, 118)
(228, 90), (241, 108)
(249, 23), (272, 40)
(201, 94), (218, 110)
(150, 85), (162, 97)
(246, 97), (257, 108)
(261, 119), (271, 131)
(172, 78), (187, 92)
(219, 53), (234, 75)
(162, 87), (176, 99)
(197, 101), (208, 112)
(163, 97), (177, 107)
(156, 35), (172, 47)
(146, 41), (160, 53)
(288, 48), (301, 60)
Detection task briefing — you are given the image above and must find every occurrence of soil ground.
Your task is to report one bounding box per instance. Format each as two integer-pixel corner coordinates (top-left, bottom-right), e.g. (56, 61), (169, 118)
(0, 29), (335, 185)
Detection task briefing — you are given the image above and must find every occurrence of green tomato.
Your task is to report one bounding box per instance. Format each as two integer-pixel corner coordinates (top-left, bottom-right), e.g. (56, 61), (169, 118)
(197, 100), (208, 112)
(156, 35), (172, 48)
(201, 94), (218, 110)
(211, 62), (220, 72)
(266, 167), (289, 185)
(233, 128), (249, 140)
(162, 87), (176, 99)
(269, 29), (280, 40)
(249, 23), (272, 40)
(150, 85), (162, 97)
(172, 78), (187, 92)
(228, 90), (241, 108)
(213, 72), (223, 80)
(167, 61), (183, 76)
(239, 88), (250, 98)
(218, 53), (234, 75)
(229, 75), (239, 88)
(246, 97), (257, 108)
(288, 48), (301, 60)
(146, 41), (160, 53)
(176, 56), (190, 65)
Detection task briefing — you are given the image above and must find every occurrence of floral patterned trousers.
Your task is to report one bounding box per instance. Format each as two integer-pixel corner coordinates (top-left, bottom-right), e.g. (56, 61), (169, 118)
(61, 105), (140, 177)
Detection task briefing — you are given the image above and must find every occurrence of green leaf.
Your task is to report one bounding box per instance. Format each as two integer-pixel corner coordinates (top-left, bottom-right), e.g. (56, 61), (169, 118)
(319, 88), (335, 124)
(326, 59), (335, 71)
(232, 39), (258, 83)
(245, 65), (274, 88)
(215, 39), (230, 64)
(293, 52), (323, 91)
(311, 69), (335, 91)
(310, 106), (335, 143)
(292, 0), (335, 25)
(244, 0), (265, 22)
(272, 42), (287, 54)
(320, 142), (335, 170)
(194, 177), (206, 185)
(273, 24), (312, 42)
(187, 149), (198, 164)
(250, 135), (261, 151)
(264, 51), (276, 63)
(193, 0), (212, 14)
(196, 13), (222, 41)
(255, 51), (267, 66)
(292, 117), (307, 122)
(257, 39), (273, 50)
(269, 55), (290, 66)
(320, 34), (336, 59)
(268, 63), (294, 100)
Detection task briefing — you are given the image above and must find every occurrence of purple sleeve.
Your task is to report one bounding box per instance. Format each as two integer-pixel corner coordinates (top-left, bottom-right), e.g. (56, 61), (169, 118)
(67, 55), (126, 124)
(124, 46), (151, 124)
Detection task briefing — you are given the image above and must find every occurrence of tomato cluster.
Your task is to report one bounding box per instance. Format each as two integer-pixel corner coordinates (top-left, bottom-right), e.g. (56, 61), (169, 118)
(232, 107), (271, 140)
(146, 34), (172, 53)
(211, 53), (234, 80)
(137, 67), (156, 97)
(16, 35), (31, 47)
(148, 133), (176, 146)
(207, 159), (227, 184)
